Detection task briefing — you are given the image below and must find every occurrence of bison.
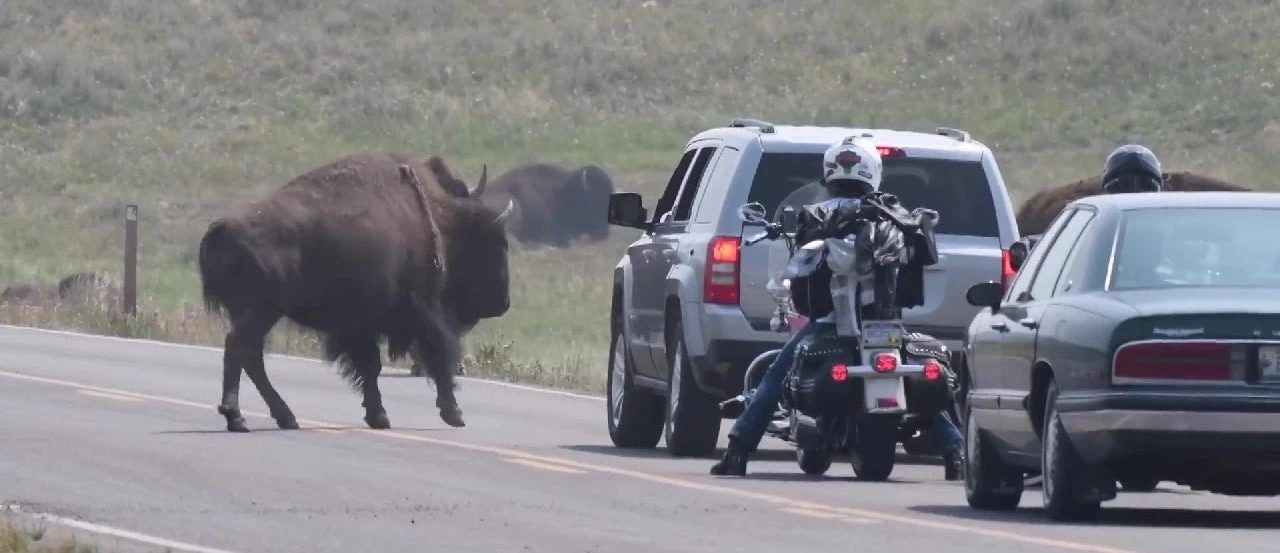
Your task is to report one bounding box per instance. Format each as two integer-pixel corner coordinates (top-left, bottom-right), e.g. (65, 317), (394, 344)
(197, 152), (514, 433)
(1016, 170), (1253, 236)
(0, 283), (45, 304)
(56, 271), (120, 309)
(483, 162), (614, 247)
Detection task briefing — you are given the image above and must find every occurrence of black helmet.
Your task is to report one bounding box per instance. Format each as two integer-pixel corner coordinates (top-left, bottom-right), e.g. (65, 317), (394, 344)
(1101, 144), (1164, 194)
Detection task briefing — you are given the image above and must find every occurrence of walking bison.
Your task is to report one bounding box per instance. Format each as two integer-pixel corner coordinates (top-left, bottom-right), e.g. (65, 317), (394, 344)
(483, 162), (614, 247)
(197, 152), (514, 433)
(1015, 170), (1252, 236)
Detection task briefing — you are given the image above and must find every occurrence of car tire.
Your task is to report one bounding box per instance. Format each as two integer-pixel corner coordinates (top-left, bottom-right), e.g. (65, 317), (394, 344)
(1042, 378), (1102, 522)
(963, 399), (1023, 510)
(607, 326), (666, 448)
(849, 414), (898, 481)
(663, 319), (721, 457)
(797, 447), (832, 475)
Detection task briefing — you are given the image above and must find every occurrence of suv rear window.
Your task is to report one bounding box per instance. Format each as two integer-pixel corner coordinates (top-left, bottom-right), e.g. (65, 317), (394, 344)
(745, 152), (1000, 237)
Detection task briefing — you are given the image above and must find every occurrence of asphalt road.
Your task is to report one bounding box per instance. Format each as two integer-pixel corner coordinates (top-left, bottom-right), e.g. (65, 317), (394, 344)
(0, 325), (1276, 553)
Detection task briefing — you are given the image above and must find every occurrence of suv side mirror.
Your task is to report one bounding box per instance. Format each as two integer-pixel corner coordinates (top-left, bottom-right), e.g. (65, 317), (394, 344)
(607, 192), (651, 230)
(966, 281), (1004, 311)
(780, 207), (798, 234)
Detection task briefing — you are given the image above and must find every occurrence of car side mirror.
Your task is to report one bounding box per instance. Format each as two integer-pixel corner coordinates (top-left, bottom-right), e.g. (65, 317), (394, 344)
(607, 192), (651, 230)
(966, 281), (1004, 311)
(780, 207), (798, 234)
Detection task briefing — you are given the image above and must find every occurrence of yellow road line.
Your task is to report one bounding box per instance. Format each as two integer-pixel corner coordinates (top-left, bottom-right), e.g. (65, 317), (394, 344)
(781, 506), (879, 524)
(0, 368), (1143, 553)
(78, 389), (145, 403)
(504, 457), (588, 474)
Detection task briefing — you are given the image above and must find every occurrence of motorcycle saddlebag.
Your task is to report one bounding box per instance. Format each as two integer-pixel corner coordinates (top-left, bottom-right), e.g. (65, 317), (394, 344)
(900, 332), (954, 413)
(788, 331), (862, 417)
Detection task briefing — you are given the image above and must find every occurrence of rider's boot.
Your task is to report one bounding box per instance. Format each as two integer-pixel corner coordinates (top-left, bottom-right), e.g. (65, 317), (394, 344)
(943, 449), (964, 481)
(710, 436), (750, 476)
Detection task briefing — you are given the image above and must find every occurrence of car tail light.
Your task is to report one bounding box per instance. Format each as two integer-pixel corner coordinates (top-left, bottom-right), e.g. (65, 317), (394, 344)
(1000, 249), (1017, 292)
(924, 360), (942, 381)
(704, 236), (740, 305)
(1113, 341), (1232, 380)
(873, 353), (898, 373)
(876, 146), (906, 158)
(831, 363), (849, 382)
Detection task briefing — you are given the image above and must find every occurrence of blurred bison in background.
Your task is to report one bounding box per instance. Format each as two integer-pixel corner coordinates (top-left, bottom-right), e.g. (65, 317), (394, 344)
(483, 162), (614, 248)
(0, 283), (45, 304)
(56, 271), (121, 309)
(1015, 170), (1253, 236)
(197, 152), (513, 434)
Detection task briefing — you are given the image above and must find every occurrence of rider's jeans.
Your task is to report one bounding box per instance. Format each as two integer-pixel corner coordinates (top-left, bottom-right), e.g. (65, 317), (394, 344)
(729, 321), (835, 451)
(932, 409), (963, 455)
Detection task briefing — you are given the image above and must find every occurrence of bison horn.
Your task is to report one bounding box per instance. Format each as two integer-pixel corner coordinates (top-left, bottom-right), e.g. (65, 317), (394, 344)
(495, 198), (514, 224)
(469, 164), (488, 197)
(580, 169), (589, 190)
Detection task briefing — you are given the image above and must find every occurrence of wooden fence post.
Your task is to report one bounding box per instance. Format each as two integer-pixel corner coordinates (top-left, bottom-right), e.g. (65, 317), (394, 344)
(124, 204), (138, 316)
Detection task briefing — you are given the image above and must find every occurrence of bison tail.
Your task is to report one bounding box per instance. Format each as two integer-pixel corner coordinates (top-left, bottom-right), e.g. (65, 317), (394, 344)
(197, 219), (266, 317)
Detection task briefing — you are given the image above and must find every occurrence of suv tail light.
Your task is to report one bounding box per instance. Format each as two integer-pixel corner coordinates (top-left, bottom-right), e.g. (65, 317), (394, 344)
(704, 236), (740, 305)
(876, 146), (906, 158)
(1000, 249), (1017, 292)
(1113, 341), (1232, 381)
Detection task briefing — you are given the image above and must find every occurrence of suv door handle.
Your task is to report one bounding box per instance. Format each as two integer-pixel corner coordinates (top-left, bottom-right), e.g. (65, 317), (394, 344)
(990, 322), (1009, 331)
(663, 250), (678, 262)
(642, 250), (656, 263)
(1018, 318), (1038, 329)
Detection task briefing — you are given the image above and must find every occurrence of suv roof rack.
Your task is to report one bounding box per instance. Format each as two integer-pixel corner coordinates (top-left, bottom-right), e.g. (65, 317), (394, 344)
(935, 126), (971, 142)
(728, 118), (776, 134)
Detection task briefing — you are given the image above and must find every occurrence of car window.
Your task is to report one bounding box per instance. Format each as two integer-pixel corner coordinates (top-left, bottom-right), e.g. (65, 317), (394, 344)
(1110, 206), (1280, 290)
(693, 146), (741, 224)
(669, 146), (719, 223)
(1004, 208), (1077, 302)
(749, 152), (1001, 237)
(652, 148), (698, 225)
(1025, 209), (1095, 301)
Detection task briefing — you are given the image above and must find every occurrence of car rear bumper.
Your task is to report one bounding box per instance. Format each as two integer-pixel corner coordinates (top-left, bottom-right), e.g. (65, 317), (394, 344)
(1057, 391), (1280, 466)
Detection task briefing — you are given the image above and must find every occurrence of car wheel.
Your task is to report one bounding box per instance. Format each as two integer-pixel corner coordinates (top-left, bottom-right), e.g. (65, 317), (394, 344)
(606, 326), (665, 448)
(663, 319), (721, 457)
(1042, 378), (1102, 522)
(849, 414), (898, 481)
(963, 400), (1023, 510)
(797, 447), (832, 475)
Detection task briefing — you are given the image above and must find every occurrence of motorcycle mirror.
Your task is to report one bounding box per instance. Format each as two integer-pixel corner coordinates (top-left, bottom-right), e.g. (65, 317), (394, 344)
(738, 202), (767, 226)
(780, 207), (798, 234)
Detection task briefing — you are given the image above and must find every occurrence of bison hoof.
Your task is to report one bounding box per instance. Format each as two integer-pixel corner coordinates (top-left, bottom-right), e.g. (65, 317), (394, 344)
(276, 417), (300, 430)
(439, 407), (466, 428)
(365, 411), (392, 430)
(226, 418), (250, 433)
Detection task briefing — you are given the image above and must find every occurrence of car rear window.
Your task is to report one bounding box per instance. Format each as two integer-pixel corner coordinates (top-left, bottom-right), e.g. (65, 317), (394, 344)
(1111, 207), (1280, 290)
(744, 152), (1000, 237)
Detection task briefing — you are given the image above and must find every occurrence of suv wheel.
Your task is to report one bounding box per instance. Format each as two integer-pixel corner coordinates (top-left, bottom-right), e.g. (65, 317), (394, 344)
(663, 318), (721, 457)
(607, 326), (665, 448)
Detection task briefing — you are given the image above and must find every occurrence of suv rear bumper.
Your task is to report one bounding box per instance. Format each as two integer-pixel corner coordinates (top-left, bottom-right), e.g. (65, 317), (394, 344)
(689, 339), (783, 400)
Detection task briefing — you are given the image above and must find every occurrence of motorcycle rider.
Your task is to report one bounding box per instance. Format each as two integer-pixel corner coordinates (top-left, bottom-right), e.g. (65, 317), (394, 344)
(1010, 144), (1166, 267)
(711, 135), (966, 478)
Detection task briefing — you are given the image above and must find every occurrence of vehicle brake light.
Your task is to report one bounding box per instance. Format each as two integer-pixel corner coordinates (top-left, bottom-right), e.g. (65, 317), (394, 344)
(876, 146), (906, 158)
(831, 364), (849, 382)
(873, 353), (897, 373)
(704, 236), (741, 305)
(1000, 249), (1017, 293)
(1113, 342), (1232, 380)
(924, 360), (942, 381)
(876, 398), (899, 409)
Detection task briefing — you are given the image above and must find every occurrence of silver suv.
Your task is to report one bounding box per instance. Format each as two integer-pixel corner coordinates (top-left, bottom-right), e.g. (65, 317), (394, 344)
(604, 118), (1020, 456)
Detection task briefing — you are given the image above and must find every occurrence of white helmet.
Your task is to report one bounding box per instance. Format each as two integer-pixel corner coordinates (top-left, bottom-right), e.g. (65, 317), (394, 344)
(822, 135), (882, 196)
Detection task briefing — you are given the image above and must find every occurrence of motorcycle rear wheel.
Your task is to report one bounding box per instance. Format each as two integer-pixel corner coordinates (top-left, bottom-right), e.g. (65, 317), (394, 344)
(850, 414), (899, 481)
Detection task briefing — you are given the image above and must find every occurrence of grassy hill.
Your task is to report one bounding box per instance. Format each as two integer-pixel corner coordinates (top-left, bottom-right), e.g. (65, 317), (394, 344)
(2, 0), (1278, 391)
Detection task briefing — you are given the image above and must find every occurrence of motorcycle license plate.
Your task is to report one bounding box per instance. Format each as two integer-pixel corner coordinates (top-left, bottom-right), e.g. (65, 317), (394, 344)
(862, 322), (904, 348)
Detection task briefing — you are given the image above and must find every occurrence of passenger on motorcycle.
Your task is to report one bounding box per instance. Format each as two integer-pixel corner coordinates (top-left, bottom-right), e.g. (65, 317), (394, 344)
(710, 136), (966, 478)
(1010, 144), (1166, 267)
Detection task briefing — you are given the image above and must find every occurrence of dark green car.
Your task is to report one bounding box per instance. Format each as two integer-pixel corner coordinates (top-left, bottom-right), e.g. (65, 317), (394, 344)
(958, 191), (1280, 522)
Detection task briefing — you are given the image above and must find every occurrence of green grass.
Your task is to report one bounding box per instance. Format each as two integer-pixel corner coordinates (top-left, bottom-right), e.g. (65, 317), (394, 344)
(2, 0), (1279, 394)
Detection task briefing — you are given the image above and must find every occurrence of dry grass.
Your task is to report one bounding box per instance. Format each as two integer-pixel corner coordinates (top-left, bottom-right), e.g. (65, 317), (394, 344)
(0, 519), (95, 553)
(2, 0), (1279, 394)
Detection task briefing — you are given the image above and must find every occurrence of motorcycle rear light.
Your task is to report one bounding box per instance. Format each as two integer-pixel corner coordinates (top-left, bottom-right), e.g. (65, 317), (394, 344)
(876, 398), (899, 409)
(704, 236), (741, 305)
(873, 353), (897, 373)
(831, 363), (849, 382)
(1113, 341), (1232, 380)
(924, 360), (942, 381)
(1000, 249), (1017, 293)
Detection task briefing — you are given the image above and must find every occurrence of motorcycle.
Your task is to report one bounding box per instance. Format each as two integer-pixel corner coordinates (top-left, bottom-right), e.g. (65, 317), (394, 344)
(722, 195), (957, 481)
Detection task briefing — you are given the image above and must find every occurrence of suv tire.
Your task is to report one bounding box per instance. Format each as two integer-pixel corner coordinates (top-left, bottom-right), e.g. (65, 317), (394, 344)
(607, 326), (665, 448)
(663, 317), (721, 457)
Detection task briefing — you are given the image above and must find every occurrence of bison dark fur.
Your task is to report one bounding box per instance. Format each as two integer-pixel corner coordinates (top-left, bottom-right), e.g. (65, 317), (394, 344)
(197, 152), (513, 433)
(484, 162), (614, 247)
(1015, 170), (1253, 236)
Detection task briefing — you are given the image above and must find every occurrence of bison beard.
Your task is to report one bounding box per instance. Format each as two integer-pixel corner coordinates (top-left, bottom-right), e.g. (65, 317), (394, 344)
(1015, 170), (1252, 236)
(198, 152), (513, 433)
